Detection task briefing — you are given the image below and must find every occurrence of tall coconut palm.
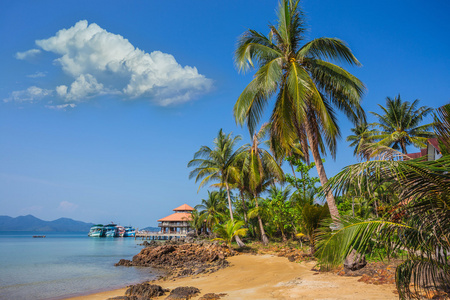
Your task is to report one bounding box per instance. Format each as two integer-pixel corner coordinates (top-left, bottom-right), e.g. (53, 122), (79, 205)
(239, 125), (284, 245)
(188, 129), (247, 246)
(370, 95), (434, 154)
(346, 120), (375, 160)
(234, 0), (365, 220)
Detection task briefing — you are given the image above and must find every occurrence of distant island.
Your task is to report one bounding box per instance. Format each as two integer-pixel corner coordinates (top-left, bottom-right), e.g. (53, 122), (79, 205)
(0, 215), (94, 232)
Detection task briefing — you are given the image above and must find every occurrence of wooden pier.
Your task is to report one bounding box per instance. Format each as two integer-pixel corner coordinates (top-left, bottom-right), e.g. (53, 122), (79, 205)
(135, 231), (187, 240)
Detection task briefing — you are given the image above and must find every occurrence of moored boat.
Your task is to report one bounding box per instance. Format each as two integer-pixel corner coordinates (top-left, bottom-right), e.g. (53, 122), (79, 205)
(88, 224), (104, 237)
(116, 225), (125, 237)
(103, 223), (117, 237)
(124, 226), (136, 237)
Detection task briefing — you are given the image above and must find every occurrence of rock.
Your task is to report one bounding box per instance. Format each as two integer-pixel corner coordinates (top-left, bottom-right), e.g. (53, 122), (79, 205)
(115, 259), (133, 267)
(165, 286), (200, 299)
(186, 231), (197, 238)
(343, 250), (367, 271)
(117, 242), (237, 278)
(125, 283), (166, 298)
(141, 240), (159, 247)
(338, 261), (397, 285)
(199, 293), (227, 300)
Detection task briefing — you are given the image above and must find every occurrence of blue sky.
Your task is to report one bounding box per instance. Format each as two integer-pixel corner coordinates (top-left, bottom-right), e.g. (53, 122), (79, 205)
(1, 0), (449, 228)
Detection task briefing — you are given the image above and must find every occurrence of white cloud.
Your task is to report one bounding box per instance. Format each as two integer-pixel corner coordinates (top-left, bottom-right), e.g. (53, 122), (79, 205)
(3, 86), (52, 103)
(46, 103), (77, 110)
(24, 20), (212, 105)
(15, 49), (41, 60)
(56, 74), (104, 101)
(58, 201), (78, 212)
(27, 71), (47, 78)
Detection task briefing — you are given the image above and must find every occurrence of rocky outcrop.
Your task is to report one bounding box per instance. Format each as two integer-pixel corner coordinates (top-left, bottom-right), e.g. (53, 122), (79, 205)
(125, 283), (168, 298)
(165, 287), (200, 299)
(115, 242), (237, 278)
(198, 293), (227, 300)
(108, 283), (168, 299)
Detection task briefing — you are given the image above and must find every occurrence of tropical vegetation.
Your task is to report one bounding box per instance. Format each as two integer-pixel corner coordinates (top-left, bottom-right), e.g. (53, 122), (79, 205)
(184, 0), (448, 298)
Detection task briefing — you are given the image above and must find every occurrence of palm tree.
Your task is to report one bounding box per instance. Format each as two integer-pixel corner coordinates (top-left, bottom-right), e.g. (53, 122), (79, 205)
(195, 190), (227, 233)
(346, 120), (376, 160)
(213, 220), (248, 248)
(370, 95), (434, 154)
(234, 0), (365, 220)
(316, 154), (450, 298)
(188, 129), (247, 246)
(189, 209), (205, 237)
(301, 203), (330, 254)
(434, 103), (450, 154)
(239, 125), (284, 245)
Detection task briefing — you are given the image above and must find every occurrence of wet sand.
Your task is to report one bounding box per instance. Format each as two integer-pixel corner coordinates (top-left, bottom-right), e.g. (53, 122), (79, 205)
(67, 254), (397, 300)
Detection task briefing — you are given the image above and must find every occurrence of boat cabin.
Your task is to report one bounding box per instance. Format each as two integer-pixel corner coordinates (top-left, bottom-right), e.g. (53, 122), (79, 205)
(157, 204), (194, 235)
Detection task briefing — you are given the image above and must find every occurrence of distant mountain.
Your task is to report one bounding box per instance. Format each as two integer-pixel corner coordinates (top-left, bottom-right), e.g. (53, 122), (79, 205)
(0, 215), (94, 232)
(141, 226), (160, 232)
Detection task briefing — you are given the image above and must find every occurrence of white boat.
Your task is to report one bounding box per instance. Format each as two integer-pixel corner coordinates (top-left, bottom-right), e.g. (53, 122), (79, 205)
(88, 225), (104, 237)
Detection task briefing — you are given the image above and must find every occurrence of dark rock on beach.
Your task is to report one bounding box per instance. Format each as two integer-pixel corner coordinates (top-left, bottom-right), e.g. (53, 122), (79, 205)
(165, 286), (200, 300)
(115, 241), (237, 278)
(198, 293), (227, 300)
(125, 283), (168, 298)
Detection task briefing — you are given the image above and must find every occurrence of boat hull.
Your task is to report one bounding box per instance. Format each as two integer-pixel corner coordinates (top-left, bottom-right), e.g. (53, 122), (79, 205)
(88, 232), (103, 237)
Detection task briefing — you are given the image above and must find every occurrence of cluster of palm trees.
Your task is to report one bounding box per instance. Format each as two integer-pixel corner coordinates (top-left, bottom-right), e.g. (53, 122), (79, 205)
(186, 0), (448, 298)
(347, 95), (434, 160)
(316, 104), (449, 298)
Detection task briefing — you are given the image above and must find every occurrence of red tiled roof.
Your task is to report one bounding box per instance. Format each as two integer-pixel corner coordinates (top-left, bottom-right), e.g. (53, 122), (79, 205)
(428, 138), (441, 152)
(405, 152), (424, 159)
(173, 204), (194, 211)
(158, 212), (192, 222)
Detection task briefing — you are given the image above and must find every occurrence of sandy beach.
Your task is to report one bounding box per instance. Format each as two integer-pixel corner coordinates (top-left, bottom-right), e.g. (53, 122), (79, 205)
(67, 254), (397, 300)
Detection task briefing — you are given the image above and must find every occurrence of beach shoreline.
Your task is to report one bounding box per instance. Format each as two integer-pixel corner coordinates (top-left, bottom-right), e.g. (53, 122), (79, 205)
(66, 254), (397, 300)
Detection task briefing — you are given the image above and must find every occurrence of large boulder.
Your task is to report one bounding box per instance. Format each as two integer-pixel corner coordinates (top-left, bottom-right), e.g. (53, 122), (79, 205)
(343, 249), (367, 271)
(125, 283), (167, 298)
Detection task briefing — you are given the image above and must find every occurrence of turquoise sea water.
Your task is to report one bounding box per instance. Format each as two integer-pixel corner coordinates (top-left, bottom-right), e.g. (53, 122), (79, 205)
(0, 232), (160, 300)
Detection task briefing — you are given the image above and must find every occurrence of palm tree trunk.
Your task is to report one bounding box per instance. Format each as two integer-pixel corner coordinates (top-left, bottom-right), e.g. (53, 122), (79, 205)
(240, 191), (248, 226)
(281, 227), (287, 242)
(225, 182), (245, 247)
(293, 118), (310, 164)
(304, 121), (340, 220)
(254, 193), (269, 246)
(225, 182), (235, 222)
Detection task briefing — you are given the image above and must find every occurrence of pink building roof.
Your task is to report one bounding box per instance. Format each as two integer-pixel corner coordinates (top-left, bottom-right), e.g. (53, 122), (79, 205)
(157, 212), (192, 222)
(173, 204), (194, 211)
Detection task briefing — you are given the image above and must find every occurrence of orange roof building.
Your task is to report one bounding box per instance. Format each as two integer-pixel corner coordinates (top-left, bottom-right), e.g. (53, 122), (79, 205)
(157, 204), (194, 235)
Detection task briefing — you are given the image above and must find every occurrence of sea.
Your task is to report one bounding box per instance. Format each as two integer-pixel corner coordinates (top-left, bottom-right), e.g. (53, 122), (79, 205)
(0, 231), (161, 300)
